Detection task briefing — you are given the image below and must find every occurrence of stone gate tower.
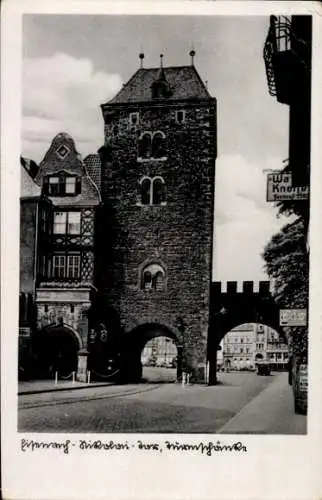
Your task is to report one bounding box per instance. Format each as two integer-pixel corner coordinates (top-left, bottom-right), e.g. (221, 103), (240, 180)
(98, 52), (217, 381)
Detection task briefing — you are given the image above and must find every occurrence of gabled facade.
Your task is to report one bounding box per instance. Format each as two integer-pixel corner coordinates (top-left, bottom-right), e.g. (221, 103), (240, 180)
(98, 55), (217, 381)
(33, 133), (101, 381)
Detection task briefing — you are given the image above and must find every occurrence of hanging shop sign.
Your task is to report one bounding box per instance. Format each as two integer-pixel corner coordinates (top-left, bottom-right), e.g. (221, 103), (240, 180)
(266, 172), (309, 201)
(279, 309), (307, 327)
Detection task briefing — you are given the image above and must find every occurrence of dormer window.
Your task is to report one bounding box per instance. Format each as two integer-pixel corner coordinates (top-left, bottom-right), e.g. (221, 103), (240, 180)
(48, 176), (60, 195)
(43, 173), (81, 196)
(66, 177), (76, 194)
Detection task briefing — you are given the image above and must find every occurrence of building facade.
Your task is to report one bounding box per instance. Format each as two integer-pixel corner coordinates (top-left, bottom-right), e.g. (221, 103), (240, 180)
(19, 159), (52, 378)
(220, 323), (288, 371)
(18, 55), (217, 383)
(31, 133), (101, 381)
(97, 54), (217, 381)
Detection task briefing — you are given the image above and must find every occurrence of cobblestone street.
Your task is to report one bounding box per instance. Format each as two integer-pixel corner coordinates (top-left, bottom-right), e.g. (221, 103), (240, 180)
(18, 371), (306, 434)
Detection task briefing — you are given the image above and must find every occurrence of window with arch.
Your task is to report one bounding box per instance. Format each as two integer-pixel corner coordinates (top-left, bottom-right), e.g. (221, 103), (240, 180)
(139, 176), (166, 206)
(138, 131), (166, 160)
(138, 132), (152, 159)
(151, 132), (166, 158)
(141, 263), (165, 291)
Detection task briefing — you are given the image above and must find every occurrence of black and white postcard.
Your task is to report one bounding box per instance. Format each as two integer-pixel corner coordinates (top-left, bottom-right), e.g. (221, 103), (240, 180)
(1, 1), (322, 499)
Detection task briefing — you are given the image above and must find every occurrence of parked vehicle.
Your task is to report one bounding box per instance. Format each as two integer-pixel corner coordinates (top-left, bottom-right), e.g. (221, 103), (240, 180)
(289, 355), (308, 414)
(256, 362), (271, 376)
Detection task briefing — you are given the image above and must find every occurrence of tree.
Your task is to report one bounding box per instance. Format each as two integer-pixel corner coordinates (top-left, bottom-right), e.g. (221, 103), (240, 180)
(262, 218), (309, 357)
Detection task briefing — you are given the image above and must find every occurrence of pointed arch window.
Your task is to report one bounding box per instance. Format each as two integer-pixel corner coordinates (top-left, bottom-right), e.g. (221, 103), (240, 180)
(139, 176), (166, 206)
(141, 264), (165, 291)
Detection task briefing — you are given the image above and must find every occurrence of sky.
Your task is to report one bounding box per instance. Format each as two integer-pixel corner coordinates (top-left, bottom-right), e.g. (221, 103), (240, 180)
(22, 14), (290, 282)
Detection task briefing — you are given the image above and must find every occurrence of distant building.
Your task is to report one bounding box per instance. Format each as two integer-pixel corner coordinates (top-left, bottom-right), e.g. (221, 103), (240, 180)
(141, 337), (177, 368)
(222, 323), (288, 371)
(222, 324), (255, 370)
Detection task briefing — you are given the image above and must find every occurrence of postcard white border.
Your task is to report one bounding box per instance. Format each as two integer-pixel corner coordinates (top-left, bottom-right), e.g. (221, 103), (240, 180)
(1, 1), (322, 499)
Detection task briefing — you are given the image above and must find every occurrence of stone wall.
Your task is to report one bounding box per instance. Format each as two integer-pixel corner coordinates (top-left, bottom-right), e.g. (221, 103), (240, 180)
(99, 100), (217, 375)
(36, 288), (91, 349)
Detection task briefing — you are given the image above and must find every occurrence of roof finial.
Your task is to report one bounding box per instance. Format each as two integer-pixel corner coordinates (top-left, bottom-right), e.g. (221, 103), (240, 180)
(139, 52), (145, 68)
(160, 53), (164, 69)
(189, 49), (196, 66)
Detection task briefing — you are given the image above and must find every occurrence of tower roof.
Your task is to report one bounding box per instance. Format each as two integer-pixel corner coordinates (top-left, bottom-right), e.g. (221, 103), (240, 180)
(107, 65), (211, 104)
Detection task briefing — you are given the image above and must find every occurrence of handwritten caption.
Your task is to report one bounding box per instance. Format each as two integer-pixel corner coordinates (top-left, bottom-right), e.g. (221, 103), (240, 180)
(21, 438), (247, 456)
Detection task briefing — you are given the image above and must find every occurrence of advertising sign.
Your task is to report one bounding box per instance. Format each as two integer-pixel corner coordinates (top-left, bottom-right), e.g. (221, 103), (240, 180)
(298, 364), (308, 393)
(279, 309), (307, 327)
(267, 172), (309, 201)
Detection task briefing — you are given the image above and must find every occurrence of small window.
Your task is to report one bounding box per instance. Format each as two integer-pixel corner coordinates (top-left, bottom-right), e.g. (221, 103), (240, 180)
(48, 177), (60, 195)
(152, 177), (166, 205)
(52, 253), (80, 279)
(141, 263), (165, 291)
(139, 176), (166, 206)
(45, 175), (80, 196)
(67, 212), (81, 234)
(129, 112), (139, 126)
(55, 144), (70, 160)
(70, 304), (75, 313)
(151, 132), (165, 158)
(66, 177), (76, 194)
(140, 178), (151, 205)
(53, 255), (66, 278)
(67, 255), (80, 278)
(138, 133), (152, 159)
(175, 110), (186, 124)
(53, 212), (67, 234)
(53, 211), (81, 235)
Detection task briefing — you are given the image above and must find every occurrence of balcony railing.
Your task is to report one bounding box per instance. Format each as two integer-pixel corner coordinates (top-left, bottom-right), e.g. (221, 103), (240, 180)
(263, 15), (311, 104)
(263, 16), (292, 98)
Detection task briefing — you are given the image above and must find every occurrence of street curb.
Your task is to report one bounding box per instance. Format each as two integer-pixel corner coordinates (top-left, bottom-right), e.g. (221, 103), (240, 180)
(18, 382), (115, 396)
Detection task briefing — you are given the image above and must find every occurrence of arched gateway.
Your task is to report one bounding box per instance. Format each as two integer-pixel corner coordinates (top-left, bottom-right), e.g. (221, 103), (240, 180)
(33, 324), (82, 379)
(208, 281), (286, 384)
(120, 323), (182, 383)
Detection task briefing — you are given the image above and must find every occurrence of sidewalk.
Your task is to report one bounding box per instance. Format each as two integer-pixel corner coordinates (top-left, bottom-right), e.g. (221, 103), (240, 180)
(18, 379), (114, 395)
(218, 372), (307, 434)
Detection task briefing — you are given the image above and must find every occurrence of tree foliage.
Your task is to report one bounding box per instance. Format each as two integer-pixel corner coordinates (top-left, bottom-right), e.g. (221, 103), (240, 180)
(262, 217), (309, 356)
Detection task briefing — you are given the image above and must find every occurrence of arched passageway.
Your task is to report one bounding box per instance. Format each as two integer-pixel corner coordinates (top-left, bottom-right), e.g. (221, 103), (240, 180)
(33, 325), (80, 379)
(141, 336), (178, 383)
(215, 323), (289, 379)
(120, 323), (180, 383)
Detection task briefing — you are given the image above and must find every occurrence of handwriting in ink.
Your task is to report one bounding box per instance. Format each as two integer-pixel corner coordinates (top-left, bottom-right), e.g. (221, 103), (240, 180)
(21, 438), (71, 454)
(164, 440), (247, 455)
